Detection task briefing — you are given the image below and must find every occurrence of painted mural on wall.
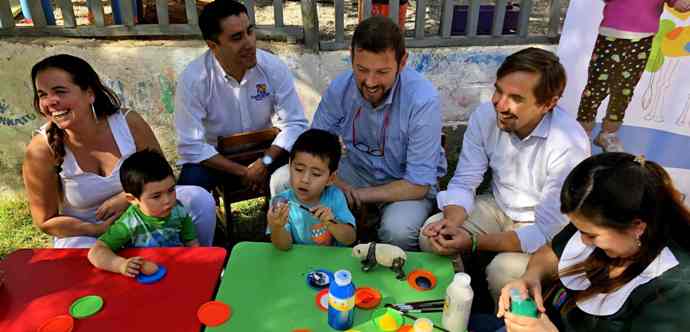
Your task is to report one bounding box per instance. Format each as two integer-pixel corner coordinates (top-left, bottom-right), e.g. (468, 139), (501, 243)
(558, 0), (690, 204)
(0, 42), (527, 192)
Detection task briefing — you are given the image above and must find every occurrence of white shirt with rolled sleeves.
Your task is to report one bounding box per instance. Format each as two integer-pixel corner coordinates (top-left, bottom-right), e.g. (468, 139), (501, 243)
(436, 102), (591, 253)
(174, 49), (308, 165)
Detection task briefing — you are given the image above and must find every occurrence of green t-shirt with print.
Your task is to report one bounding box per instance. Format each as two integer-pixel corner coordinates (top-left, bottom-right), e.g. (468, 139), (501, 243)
(99, 202), (197, 251)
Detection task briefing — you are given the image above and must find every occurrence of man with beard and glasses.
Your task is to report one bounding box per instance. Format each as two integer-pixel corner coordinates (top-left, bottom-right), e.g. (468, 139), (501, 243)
(273, 16), (447, 250)
(419, 48), (590, 304)
(174, 0), (307, 197)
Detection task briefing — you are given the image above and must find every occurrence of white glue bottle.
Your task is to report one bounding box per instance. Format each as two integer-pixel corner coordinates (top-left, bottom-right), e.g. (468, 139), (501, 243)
(442, 272), (473, 332)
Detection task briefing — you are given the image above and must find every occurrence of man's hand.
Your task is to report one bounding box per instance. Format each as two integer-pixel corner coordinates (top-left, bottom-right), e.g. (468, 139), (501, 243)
(119, 256), (144, 277)
(311, 205), (335, 224)
(268, 201), (289, 229)
(429, 227), (472, 255)
(673, 0), (690, 12)
(246, 159), (269, 192)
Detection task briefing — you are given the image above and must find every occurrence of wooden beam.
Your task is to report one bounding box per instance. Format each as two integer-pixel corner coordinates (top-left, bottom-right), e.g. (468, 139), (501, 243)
(56, 0), (75, 27)
(300, 0), (319, 52)
(466, 0), (481, 37)
(334, 0), (344, 44)
(120, 0), (135, 26)
(185, 0), (197, 25)
(89, 0), (105, 27)
(156, 0), (169, 25)
(0, 24), (303, 39)
(0, 0), (15, 29)
(27, 0), (47, 27)
(414, 0), (425, 39)
(362, 0), (371, 20)
(492, 0), (507, 36)
(547, 0), (561, 37)
(518, 0), (533, 37)
(273, 0), (283, 27)
(320, 35), (557, 51)
(440, 0), (453, 38)
(389, 0), (399, 26)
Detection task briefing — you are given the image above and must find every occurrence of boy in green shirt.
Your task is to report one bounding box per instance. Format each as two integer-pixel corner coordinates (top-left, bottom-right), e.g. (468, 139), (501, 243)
(88, 150), (199, 277)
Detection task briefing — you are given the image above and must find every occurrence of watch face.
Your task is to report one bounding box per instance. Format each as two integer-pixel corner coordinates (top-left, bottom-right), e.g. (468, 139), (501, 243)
(262, 155), (273, 165)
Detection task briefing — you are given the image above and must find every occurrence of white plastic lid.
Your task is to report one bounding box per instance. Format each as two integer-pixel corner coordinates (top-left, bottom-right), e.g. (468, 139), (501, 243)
(453, 272), (471, 286)
(334, 270), (352, 286)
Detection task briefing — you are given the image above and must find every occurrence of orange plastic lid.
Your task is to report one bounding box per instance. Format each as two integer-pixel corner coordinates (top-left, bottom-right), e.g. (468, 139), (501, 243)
(397, 324), (414, 332)
(407, 269), (437, 291)
(197, 301), (231, 327)
(355, 287), (382, 309)
(38, 315), (74, 332)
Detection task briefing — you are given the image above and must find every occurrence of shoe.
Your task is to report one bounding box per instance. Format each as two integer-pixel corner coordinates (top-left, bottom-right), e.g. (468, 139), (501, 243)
(594, 131), (625, 152)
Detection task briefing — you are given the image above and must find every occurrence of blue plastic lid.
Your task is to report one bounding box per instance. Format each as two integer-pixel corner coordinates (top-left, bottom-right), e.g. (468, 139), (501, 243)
(334, 270), (352, 286)
(137, 265), (167, 284)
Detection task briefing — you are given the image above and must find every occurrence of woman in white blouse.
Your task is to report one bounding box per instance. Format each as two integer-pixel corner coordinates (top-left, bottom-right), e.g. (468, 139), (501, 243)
(496, 152), (690, 332)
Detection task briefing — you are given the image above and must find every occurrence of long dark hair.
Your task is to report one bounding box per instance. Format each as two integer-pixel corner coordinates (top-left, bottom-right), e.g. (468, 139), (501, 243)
(559, 152), (690, 302)
(31, 54), (121, 172)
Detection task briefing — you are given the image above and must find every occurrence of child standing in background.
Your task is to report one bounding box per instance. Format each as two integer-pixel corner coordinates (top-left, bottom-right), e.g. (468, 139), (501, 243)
(577, 0), (690, 152)
(268, 129), (356, 250)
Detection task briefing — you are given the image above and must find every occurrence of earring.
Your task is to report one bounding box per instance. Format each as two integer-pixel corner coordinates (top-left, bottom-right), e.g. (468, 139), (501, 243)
(635, 238), (641, 247)
(91, 103), (99, 123)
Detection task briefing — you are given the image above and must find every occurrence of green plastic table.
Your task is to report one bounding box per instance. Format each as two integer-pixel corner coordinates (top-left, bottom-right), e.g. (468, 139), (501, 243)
(210, 242), (455, 331)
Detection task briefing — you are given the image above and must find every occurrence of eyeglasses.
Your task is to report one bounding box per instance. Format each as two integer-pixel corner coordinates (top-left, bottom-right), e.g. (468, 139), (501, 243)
(351, 107), (390, 157)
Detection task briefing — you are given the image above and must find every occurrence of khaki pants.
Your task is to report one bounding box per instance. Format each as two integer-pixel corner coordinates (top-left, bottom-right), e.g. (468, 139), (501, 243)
(419, 195), (531, 302)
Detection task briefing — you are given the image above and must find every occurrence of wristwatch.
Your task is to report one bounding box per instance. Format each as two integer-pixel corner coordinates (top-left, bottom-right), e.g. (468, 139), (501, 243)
(261, 154), (274, 166)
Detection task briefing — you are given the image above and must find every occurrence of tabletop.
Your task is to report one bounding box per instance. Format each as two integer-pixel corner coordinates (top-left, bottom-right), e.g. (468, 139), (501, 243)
(210, 242), (455, 331)
(0, 247), (227, 332)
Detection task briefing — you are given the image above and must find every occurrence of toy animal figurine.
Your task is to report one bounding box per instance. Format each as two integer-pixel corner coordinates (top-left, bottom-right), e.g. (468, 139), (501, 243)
(353, 242), (407, 280)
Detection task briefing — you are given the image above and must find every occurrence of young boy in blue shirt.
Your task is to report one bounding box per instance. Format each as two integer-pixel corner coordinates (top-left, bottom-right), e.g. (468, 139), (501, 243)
(88, 150), (199, 277)
(268, 129), (356, 250)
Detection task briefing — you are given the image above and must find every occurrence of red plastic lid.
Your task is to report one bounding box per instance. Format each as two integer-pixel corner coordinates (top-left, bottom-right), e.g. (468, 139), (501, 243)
(397, 325), (414, 332)
(197, 301), (231, 327)
(355, 287), (382, 309)
(37, 315), (74, 332)
(315, 288), (328, 311)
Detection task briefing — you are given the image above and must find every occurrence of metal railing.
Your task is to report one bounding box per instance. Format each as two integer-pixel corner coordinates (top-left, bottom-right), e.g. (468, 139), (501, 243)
(0, 0), (562, 51)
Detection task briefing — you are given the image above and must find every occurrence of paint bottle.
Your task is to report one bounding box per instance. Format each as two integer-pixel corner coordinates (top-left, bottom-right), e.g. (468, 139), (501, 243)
(510, 288), (538, 318)
(328, 269), (356, 330)
(442, 272), (473, 332)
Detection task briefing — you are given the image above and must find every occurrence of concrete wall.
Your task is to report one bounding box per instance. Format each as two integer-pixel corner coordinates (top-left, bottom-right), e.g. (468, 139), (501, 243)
(0, 37), (556, 192)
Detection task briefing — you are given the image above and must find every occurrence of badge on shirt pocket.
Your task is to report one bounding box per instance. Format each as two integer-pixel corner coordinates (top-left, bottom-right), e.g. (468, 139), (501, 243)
(251, 83), (271, 101)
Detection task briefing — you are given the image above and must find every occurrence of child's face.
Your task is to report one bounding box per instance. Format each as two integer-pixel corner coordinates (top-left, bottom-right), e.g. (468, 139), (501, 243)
(128, 176), (177, 218)
(289, 152), (335, 205)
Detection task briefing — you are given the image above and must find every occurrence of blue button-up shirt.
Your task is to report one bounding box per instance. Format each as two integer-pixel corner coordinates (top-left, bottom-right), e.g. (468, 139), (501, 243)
(312, 67), (447, 186)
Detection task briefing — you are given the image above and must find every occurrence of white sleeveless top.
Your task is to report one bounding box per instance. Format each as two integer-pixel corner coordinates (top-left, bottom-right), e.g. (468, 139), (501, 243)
(40, 111), (135, 246)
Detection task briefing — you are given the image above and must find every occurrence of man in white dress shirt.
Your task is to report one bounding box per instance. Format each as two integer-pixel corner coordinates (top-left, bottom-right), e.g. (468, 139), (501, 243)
(174, 0), (308, 193)
(420, 48), (591, 301)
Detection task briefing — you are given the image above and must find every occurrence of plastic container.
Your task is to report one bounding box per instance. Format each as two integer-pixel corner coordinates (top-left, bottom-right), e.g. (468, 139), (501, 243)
(412, 317), (434, 332)
(510, 288), (538, 318)
(328, 270), (356, 330)
(442, 273), (473, 332)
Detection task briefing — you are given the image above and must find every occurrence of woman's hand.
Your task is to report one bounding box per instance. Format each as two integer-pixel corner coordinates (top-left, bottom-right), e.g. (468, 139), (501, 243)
(497, 277), (546, 318)
(95, 193), (130, 225)
(504, 312), (558, 332)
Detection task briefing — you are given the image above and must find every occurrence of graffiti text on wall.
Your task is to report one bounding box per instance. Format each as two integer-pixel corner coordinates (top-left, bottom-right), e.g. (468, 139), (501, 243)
(0, 100), (37, 127)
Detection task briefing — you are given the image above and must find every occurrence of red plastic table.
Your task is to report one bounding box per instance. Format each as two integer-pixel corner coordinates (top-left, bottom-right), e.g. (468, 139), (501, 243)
(0, 247), (227, 331)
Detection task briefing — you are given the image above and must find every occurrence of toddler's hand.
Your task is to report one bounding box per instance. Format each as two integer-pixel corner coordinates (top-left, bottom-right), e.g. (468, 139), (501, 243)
(119, 256), (143, 277)
(268, 202), (289, 228)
